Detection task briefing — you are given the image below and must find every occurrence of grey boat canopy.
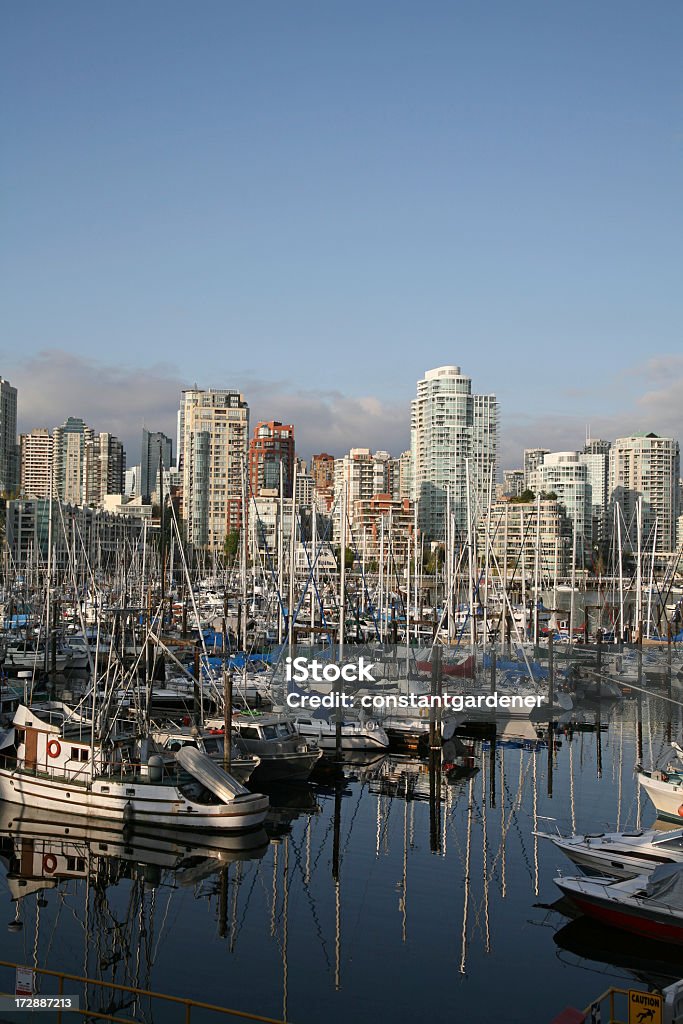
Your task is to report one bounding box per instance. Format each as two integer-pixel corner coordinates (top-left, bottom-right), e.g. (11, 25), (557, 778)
(176, 746), (251, 803)
(645, 862), (683, 907)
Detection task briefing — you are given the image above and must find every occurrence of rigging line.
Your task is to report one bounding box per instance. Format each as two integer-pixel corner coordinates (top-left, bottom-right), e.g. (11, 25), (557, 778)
(345, 517), (381, 640)
(284, 834), (332, 970)
(233, 862), (266, 946)
(288, 502), (338, 636)
(150, 887), (175, 966)
(588, 670), (683, 711)
(375, 791), (397, 854)
(340, 781), (367, 860)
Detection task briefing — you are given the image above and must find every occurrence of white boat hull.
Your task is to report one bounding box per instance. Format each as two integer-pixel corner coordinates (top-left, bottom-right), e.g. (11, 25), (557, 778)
(0, 766), (269, 832)
(295, 728), (388, 751)
(638, 771), (683, 824)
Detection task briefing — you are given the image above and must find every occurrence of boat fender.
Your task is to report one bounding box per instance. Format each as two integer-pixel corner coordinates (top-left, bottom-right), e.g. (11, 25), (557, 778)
(47, 740), (61, 759)
(43, 854), (57, 874)
(678, 805), (683, 818)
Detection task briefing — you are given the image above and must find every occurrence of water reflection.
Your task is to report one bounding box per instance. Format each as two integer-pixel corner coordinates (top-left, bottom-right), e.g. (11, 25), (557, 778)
(0, 695), (681, 1022)
(554, 914), (683, 991)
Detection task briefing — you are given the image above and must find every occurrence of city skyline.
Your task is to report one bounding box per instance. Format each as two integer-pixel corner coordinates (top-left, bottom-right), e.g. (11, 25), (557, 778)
(4, 349), (682, 471)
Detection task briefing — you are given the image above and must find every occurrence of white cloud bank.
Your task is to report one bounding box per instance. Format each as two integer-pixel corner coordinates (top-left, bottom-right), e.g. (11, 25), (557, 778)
(6, 348), (681, 471)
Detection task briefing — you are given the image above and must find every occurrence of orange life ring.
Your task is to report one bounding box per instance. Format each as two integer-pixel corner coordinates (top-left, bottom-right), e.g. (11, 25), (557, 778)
(47, 740), (61, 759)
(43, 854), (57, 874)
(677, 805), (683, 818)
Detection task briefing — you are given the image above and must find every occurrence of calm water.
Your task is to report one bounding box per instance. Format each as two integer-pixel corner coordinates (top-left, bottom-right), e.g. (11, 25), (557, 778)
(1, 697), (681, 1024)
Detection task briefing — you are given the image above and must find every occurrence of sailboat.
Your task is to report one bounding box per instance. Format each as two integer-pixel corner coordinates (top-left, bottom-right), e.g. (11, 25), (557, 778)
(0, 701), (269, 832)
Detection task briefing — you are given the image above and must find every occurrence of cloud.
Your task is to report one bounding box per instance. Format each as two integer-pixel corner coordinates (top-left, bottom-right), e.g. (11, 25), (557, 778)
(236, 378), (410, 458)
(8, 348), (410, 465)
(7, 348), (680, 475)
(11, 349), (184, 463)
(626, 354), (683, 383)
(636, 377), (683, 439)
(499, 355), (683, 469)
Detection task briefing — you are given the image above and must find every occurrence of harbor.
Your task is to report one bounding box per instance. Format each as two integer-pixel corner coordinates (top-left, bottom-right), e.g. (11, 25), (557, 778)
(0, 541), (683, 1024)
(0, 678), (681, 1023)
(0, 464), (682, 1022)
(2, 2), (681, 1018)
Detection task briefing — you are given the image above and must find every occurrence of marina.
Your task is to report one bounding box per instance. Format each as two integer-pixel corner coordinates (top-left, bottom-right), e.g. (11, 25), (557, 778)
(2, 1), (680, 1018)
(0, 485), (682, 1022)
(0, 629), (682, 1020)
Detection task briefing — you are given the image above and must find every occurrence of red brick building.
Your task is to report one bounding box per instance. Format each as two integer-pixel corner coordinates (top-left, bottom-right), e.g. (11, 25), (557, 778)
(248, 421), (295, 498)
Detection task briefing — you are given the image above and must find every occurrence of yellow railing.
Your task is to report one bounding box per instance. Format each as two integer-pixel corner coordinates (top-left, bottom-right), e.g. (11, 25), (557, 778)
(582, 985), (663, 1024)
(0, 960), (290, 1024)
(582, 987), (628, 1023)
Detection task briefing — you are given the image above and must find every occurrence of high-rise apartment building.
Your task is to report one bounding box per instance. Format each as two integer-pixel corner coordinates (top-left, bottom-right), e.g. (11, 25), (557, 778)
(310, 453), (335, 511)
(332, 448), (401, 536)
(523, 448), (550, 489)
(52, 417), (95, 504)
(0, 377), (19, 494)
(141, 429), (173, 502)
(478, 497), (573, 577)
(248, 421), (295, 498)
(410, 365), (497, 541)
(20, 428), (53, 499)
(531, 452), (592, 557)
(502, 469), (525, 498)
(398, 450), (413, 500)
(179, 388), (249, 549)
(609, 434), (680, 555)
(581, 438), (611, 549)
(85, 432), (125, 506)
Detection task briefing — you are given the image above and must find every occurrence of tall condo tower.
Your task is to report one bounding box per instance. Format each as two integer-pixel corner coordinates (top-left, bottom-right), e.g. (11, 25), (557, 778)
(179, 388), (249, 550)
(248, 421), (295, 498)
(609, 433), (680, 555)
(0, 377), (19, 494)
(410, 365), (497, 541)
(141, 429), (173, 502)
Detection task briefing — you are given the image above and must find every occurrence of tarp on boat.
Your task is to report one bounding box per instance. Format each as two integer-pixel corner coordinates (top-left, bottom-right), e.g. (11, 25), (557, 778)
(176, 746), (251, 803)
(646, 862), (683, 907)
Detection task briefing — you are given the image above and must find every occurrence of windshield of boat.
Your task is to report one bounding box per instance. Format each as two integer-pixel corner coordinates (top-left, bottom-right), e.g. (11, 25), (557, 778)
(653, 830), (683, 846)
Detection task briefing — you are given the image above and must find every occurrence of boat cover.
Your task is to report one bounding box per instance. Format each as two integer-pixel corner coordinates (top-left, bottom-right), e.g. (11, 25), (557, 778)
(645, 862), (683, 906)
(176, 746), (251, 803)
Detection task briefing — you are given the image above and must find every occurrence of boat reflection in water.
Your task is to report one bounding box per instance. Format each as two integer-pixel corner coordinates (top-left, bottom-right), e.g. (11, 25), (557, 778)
(0, 804), (270, 889)
(0, 805), (269, 1018)
(554, 914), (683, 992)
(262, 781), (322, 840)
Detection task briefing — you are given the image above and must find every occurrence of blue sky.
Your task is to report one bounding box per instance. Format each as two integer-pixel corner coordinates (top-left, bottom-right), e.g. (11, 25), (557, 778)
(1, 1), (681, 465)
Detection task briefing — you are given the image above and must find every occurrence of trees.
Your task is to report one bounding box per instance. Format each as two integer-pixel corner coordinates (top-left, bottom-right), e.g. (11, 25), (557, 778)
(224, 529), (240, 563)
(512, 489), (536, 504)
(425, 544), (445, 575)
(333, 546), (355, 570)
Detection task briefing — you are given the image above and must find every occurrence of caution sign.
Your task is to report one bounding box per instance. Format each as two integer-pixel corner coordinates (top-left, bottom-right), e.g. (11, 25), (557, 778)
(628, 990), (662, 1024)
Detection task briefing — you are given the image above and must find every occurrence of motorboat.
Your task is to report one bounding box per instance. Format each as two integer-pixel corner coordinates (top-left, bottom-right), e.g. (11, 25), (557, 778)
(151, 724), (260, 783)
(225, 712), (323, 782)
(554, 861), (683, 943)
(549, 826), (683, 878)
(0, 703), (269, 832)
(292, 714), (389, 751)
(637, 769), (683, 824)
